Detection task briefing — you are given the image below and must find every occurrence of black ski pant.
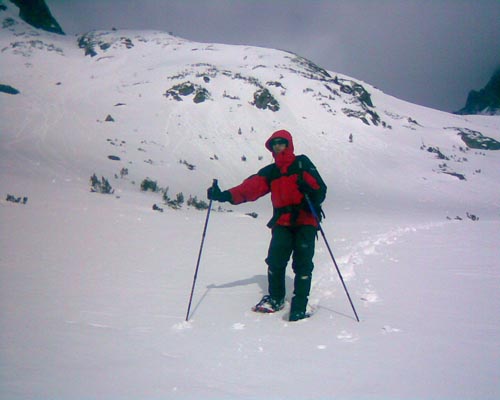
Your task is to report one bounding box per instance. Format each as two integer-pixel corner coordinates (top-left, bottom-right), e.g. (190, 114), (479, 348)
(265, 225), (317, 313)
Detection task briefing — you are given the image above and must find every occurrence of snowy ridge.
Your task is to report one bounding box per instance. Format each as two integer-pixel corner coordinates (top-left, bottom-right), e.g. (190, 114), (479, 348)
(1, 2), (499, 398)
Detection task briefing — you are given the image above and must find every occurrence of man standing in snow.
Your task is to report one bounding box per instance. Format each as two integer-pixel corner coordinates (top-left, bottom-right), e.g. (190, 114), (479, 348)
(207, 129), (327, 321)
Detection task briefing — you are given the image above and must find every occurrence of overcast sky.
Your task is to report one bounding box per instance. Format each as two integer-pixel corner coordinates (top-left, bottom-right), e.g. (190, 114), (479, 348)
(47, 0), (500, 112)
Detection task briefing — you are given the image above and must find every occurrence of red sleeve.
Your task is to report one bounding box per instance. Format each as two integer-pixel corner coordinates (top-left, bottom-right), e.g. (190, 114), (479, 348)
(229, 174), (270, 204)
(303, 171), (320, 190)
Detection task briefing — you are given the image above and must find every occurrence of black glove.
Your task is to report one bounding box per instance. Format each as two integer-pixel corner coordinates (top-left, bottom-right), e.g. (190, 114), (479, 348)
(207, 183), (231, 202)
(298, 180), (315, 196)
(299, 182), (322, 220)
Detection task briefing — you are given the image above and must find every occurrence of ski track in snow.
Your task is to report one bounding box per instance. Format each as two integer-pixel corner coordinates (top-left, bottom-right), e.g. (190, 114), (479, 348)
(172, 221), (448, 337)
(312, 220), (445, 328)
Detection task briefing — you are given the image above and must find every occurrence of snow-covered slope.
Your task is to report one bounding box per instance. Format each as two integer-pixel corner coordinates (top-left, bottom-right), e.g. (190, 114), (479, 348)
(2, 1), (499, 217)
(1, 2), (499, 398)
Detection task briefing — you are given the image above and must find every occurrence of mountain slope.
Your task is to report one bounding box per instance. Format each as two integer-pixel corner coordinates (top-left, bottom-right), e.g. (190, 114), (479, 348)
(1, 2), (499, 399)
(1, 0), (499, 218)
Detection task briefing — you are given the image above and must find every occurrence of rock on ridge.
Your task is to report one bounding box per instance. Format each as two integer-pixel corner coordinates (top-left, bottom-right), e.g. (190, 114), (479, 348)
(456, 68), (500, 115)
(8, 0), (64, 35)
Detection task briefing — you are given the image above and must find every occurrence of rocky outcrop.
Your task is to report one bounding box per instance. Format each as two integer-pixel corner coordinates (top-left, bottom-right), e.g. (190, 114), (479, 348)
(0, 83), (20, 94)
(456, 68), (500, 115)
(164, 82), (211, 104)
(252, 88), (280, 111)
(9, 0), (64, 35)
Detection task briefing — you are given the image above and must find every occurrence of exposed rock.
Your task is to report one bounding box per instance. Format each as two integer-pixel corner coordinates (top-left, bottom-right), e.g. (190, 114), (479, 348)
(445, 127), (500, 150)
(252, 88), (280, 111)
(77, 34), (98, 57)
(339, 81), (373, 107)
(442, 171), (466, 181)
(286, 54), (331, 81)
(0, 83), (20, 94)
(193, 87), (209, 103)
(9, 0), (64, 35)
(456, 68), (500, 115)
(77, 32), (135, 57)
(427, 146), (449, 160)
(342, 108), (381, 126)
(164, 82), (210, 103)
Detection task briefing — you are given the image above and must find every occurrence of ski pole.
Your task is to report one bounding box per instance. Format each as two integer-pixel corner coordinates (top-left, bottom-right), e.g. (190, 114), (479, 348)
(185, 179), (217, 321)
(304, 194), (360, 322)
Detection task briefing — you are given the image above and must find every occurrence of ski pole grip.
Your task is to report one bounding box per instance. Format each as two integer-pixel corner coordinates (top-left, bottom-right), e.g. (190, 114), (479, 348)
(212, 178), (218, 188)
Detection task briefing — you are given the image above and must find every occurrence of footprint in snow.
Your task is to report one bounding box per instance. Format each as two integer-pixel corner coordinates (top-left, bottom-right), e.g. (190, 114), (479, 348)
(382, 325), (402, 334)
(337, 330), (359, 343)
(360, 291), (380, 303)
(360, 280), (380, 303)
(232, 322), (245, 330)
(88, 322), (113, 329)
(172, 321), (192, 331)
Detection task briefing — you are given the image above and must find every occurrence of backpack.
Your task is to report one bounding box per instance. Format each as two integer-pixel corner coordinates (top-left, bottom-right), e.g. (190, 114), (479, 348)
(261, 155), (327, 227)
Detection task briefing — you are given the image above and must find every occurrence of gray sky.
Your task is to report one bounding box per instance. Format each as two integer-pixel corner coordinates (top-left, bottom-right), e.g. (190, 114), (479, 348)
(47, 0), (500, 112)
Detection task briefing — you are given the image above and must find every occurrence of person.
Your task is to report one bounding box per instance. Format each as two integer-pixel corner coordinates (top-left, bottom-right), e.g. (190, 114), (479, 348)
(207, 129), (327, 321)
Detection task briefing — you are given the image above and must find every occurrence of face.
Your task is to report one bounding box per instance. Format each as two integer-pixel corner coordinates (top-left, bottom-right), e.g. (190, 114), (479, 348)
(272, 142), (287, 154)
(270, 138), (288, 154)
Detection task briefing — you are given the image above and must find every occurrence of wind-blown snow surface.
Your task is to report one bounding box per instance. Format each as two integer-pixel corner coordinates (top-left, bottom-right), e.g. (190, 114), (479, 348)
(1, 3), (499, 399)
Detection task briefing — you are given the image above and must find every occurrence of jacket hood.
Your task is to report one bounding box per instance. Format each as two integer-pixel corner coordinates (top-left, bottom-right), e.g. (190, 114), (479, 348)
(265, 129), (295, 153)
(265, 129), (296, 173)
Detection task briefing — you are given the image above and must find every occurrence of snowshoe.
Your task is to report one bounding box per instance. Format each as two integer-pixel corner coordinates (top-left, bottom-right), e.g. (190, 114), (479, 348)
(252, 295), (285, 313)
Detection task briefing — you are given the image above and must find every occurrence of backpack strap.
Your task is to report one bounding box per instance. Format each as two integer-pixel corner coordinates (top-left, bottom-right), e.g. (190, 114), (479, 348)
(297, 155), (326, 222)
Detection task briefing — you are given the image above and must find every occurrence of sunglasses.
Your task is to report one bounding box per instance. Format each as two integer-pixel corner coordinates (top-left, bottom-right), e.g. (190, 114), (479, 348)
(270, 138), (288, 146)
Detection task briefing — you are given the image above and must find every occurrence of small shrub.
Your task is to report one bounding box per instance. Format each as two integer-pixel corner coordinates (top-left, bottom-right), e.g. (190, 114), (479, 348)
(90, 174), (114, 194)
(187, 195), (209, 210)
(175, 192), (185, 206)
(180, 159), (196, 170)
(141, 178), (158, 192)
(152, 204), (164, 213)
(427, 146), (449, 160)
(6, 194), (28, 204)
(162, 188), (185, 209)
(466, 212), (479, 221)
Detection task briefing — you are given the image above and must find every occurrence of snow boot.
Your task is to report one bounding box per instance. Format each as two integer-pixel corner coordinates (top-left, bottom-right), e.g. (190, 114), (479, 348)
(289, 293), (311, 321)
(252, 295), (285, 313)
(289, 310), (311, 322)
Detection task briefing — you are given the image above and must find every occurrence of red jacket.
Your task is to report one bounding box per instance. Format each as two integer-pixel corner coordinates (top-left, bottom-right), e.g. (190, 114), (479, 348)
(228, 130), (327, 227)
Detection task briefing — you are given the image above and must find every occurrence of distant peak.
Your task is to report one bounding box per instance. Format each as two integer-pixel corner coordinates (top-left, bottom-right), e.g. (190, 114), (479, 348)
(456, 67), (500, 115)
(8, 0), (64, 35)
